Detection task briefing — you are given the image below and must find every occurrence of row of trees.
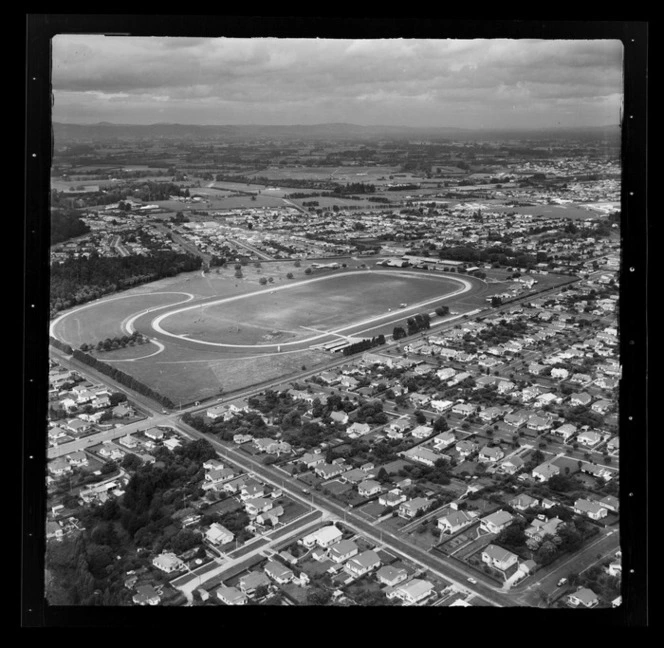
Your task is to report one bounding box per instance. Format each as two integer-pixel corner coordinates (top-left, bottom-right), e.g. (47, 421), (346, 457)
(80, 331), (148, 353)
(342, 335), (386, 357)
(71, 348), (174, 409)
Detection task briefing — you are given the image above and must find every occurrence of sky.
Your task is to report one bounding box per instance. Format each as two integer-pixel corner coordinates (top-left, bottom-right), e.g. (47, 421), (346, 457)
(51, 36), (624, 129)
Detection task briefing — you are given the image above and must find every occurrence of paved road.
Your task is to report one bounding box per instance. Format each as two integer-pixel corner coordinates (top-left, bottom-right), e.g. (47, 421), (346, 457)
(507, 527), (620, 606)
(176, 419), (516, 608)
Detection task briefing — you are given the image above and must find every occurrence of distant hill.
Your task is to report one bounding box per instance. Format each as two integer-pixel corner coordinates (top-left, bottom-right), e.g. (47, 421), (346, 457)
(52, 121), (621, 143)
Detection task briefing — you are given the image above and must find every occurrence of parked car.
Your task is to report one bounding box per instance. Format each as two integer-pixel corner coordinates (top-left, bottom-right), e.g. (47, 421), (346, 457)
(557, 577), (568, 587)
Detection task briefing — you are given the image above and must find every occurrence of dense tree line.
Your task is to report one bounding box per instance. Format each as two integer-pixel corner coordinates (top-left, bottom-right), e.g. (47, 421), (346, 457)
(71, 349), (174, 408)
(50, 208), (91, 245)
(342, 335), (386, 357)
(332, 182), (376, 195)
(50, 251), (202, 316)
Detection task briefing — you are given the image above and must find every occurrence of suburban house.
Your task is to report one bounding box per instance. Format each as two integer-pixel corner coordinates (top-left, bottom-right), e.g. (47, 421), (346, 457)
(119, 434), (139, 449)
(509, 494), (540, 511)
(216, 586), (247, 606)
(256, 506), (284, 527)
(498, 455), (525, 475)
(300, 452), (325, 469)
(328, 539), (359, 563)
(152, 552), (184, 574)
(456, 440), (479, 458)
(479, 406), (505, 423)
(205, 522), (235, 545)
(239, 571), (271, 595)
(341, 468), (371, 484)
(346, 422), (371, 438)
(573, 498), (608, 520)
(569, 392), (593, 407)
(264, 560), (294, 584)
(482, 544), (519, 571)
(67, 450), (88, 467)
(503, 410), (531, 429)
(379, 489), (407, 507)
(403, 446), (442, 467)
(526, 415), (552, 432)
(410, 425), (434, 439)
(315, 463), (345, 480)
(430, 400), (454, 413)
(398, 497), (432, 519)
(245, 496), (274, 516)
(452, 402), (477, 417)
(436, 367), (457, 381)
(376, 565), (408, 587)
(409, 393), (430, 408)
(301, 525), (343, 548)
(132, 584), (161, 606)
(358, 479), (382, 497)
(552, 423), (577, 441)
(433, 431), (456, 451)
(206, 404), (227, 420)
(387, 417), (411, 437)
(143, 427), (165, 442)
(387, 578), (435, 605)
(480, 510), (515, 534)
(525, 516), (564, 542)
(330, 410), (349, 425)
(437, 509), (475, 534)
(567, 587), (599, 608)
(344, 550), (381, 577)
(478, 446), (504, 463)
(240, 481), (265, 501)
(598, 495), (619, 513)
(496, 380), (516, 394)
(577, 430), (604, 447)
(532, 462), (560, 482)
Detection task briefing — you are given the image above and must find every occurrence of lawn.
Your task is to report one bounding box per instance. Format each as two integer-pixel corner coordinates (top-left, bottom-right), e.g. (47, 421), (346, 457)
(158, 270), (464, 346)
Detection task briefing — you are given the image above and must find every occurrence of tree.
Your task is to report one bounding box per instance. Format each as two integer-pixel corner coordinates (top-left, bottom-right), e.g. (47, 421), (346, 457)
(286, 272), (294, 279)
(259, 277), (268, 285)
(304, 267), (313, 275)
(414, 410), (427, 425)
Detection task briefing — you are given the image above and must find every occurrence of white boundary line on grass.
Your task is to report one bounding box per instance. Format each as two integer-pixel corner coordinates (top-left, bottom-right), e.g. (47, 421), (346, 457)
(150, 270), (474, 350)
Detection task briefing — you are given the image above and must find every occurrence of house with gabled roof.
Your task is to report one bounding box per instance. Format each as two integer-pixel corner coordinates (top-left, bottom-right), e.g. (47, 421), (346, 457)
(552, 423), (577, 441)
(437, 509), (475, 534)
(567, 587), (599, 608)
(388, 578), (434, 605)
(239, 570), (271, 595)
(480, 509), (514, 534)
(478, 446), (504, 463)
(358, 479), (382, 497)
(570, 392), (593, 407)
(456, 440), (479, 458)
(532, 461), (560, 482)
(482, 544), (519, 571)
(403, 446), (442, 467)
(376, 565), (408, 587)
(216, 585), (247, 606)
(379, 489), (406, 507)
(315, 463), (345, 480)
(346, 422), (371, 438)
(264, 560), (294, 584)
(433, 431), (456, 451)
(577, 430), (603, 447)
(509, 494), (539, 511)
(398, 497), (432, 519)
(344, 550), (381, 577)
(573, 498), (608, 520)
(133, 584), (161, 606)
(498, 455), (525, 475)
(328, 539), (359, 563)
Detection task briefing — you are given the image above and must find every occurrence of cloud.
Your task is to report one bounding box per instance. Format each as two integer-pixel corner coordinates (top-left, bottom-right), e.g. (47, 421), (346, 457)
(51, 36), (624, 128)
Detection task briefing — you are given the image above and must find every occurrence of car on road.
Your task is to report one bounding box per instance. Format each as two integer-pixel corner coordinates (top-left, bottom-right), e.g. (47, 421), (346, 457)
(467, 577), (477, 585)
(301, 488), (310, 494)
